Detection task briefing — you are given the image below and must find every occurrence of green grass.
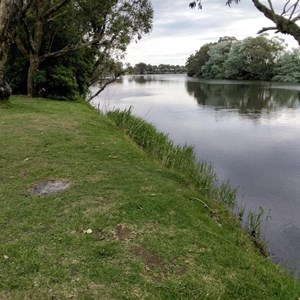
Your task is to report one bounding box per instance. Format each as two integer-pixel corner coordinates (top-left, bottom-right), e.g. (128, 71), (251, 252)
(107, 107), (236, 208)
(0, 96), (299, 299)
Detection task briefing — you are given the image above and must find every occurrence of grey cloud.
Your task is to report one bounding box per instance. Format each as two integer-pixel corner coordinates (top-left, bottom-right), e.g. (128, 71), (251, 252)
(125, 0), (297, 65)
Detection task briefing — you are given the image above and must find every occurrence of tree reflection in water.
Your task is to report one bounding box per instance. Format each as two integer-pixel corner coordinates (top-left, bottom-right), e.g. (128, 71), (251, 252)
(185, 80), (300, 119)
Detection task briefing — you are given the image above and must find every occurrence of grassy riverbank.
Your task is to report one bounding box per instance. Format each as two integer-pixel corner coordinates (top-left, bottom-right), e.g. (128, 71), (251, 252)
(0, 97), (299, 299)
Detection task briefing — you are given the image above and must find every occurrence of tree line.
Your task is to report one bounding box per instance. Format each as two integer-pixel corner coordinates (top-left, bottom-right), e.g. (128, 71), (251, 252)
(127, 63), (186, 75)
(1, 1), (300, 100)
(0, 0), (153, 100)
(186, 35), (300, 82)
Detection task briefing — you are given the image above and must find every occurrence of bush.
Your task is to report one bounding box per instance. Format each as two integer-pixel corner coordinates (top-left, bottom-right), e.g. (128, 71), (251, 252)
(46, 66), (79, 100)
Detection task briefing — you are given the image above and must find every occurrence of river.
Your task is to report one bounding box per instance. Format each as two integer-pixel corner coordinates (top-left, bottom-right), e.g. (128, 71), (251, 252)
(91, 74), (300, 278)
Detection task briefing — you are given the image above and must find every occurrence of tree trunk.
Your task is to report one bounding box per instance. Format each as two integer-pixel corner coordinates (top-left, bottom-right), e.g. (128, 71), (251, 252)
(0, 38), (11, 99)
(27, 54), (40, 97)
(0, 0), (18, 100)
(26, 14), (45, 97)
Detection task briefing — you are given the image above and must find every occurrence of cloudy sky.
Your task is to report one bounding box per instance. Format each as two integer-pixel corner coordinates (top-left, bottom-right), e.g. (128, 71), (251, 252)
(125, 0), (299, 66)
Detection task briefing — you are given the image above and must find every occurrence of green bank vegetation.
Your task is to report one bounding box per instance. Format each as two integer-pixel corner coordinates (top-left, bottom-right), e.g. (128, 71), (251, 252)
(0, 97), (299, 299)
(126, 63), (187, 75)
(107, 108), (236, 209)
(186, 35), (300, 83)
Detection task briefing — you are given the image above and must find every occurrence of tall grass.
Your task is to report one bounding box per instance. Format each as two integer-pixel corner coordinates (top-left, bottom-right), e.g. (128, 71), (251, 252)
(107, 107), (236, 208)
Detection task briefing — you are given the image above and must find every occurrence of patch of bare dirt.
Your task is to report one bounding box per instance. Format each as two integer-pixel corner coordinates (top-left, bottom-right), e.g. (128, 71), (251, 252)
(114, 224), (133, 241)
(130, 246), (188, 281)
(130, 246), (165, 269)
(98, 195), (112, 203)
(31, 179), (70, 196)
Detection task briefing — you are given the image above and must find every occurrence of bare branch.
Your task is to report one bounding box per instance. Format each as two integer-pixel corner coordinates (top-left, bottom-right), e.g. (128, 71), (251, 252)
(40, 34), (103, 62)
(15, 34), (29, 58)
(257, 26), (278, 34)
(283, 0), (292, 16)
(21, 0), (34, 15)
(267, 0), (275, 13)
(47, 10), (68, 22)
(252, 0), (300, 45)
(88, 77), (119, 102)
(43, 0), (71, 19)
(40, 44), (78, 61)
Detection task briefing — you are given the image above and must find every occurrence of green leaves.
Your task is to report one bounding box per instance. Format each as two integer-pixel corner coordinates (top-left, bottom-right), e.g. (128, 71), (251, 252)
(273, 48), (300, 83)
(5, 0), (153, 99)
(186, 35), (286, 81)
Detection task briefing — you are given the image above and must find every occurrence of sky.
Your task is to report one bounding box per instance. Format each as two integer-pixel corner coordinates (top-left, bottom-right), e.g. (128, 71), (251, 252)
(124, 0), (299, 66)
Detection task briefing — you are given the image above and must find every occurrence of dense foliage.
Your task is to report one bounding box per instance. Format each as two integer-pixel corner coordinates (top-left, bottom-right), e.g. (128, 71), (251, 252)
(3, 0), (153, 100)
(273, 48), (300, 83)
(128, 63), (186, 75)
(186, 35), (300, 82)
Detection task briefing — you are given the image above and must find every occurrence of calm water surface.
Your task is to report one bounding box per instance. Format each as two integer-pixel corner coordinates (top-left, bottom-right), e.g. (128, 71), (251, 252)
(92, 74), (300, 278)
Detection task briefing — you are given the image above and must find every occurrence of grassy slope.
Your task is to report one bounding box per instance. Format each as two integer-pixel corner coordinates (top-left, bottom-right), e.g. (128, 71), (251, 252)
(0, 97), (299, 299)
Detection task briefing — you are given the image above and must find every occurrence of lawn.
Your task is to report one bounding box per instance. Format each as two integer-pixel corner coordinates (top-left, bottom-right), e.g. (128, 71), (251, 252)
(0, 97), (299, 299)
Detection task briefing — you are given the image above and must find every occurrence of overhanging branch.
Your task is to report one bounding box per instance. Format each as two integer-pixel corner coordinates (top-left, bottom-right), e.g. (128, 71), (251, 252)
(257, 26), (278, 34)
(88, 76), (118, 102)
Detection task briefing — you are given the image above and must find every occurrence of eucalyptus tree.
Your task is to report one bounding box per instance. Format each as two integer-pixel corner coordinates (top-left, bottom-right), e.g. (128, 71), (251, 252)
(273, 48), (300, 82)
(189, 0), (300, 46)
(87, 0), (153, 100)
(12, 0), (153, 97)
(186, 42), (214, 77)
(0, 0), (21, 99)
(225, 35), (284, 80)
(201, 37), (236, 78)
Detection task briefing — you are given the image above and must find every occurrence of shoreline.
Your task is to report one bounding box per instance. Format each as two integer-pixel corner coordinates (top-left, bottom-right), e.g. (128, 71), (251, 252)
(0, 96), (299, 298)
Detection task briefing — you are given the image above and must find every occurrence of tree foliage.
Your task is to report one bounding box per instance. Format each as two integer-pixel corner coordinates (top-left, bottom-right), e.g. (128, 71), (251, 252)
(225, 35), (284, 80)
(201, 38), (236, 79)
(4, 0), (153, 100)
(130, 63), (186, 75)
(186, 35), (295, 82)
(186, 42), (214, 77)
(273, 48), (300, 82)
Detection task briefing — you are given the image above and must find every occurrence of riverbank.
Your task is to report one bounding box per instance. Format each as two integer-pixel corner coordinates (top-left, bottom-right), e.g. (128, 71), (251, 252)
(0, 97), (299, 299)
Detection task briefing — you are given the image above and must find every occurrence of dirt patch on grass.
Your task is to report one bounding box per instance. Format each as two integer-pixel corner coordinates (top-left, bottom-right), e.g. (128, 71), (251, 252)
(32, 179), (70, 196)
(130, 245), (189, 281)
(114, 224), (133, 241)
(131, 246), (166, 269)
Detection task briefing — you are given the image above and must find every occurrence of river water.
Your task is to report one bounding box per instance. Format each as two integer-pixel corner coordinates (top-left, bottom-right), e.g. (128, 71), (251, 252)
(91, 74), (300, 278)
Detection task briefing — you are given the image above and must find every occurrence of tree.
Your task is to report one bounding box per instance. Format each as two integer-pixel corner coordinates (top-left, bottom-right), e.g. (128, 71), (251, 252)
(186, 42), (214, 77)
(0, 0), (20, 100)
(225, 35), (284, 80)
(7, 0), (153, 98)
(14, 0), (111, 97)
(86, 0), (153, 99)
(189, 0), (300, 46)
(273, 48), (300, 82)
(201, 38), (236, 78)
(134, 62), (148, 74)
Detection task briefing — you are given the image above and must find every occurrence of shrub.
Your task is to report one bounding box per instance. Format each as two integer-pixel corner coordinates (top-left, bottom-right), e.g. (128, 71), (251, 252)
(46, 66), (79, 100)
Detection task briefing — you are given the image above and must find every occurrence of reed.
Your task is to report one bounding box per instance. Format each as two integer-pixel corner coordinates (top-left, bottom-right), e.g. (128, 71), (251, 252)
(107, 107), (237, 208)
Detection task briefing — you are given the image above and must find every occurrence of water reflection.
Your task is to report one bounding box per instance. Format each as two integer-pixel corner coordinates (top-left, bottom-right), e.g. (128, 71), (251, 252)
(186, 81), (300, 118)
(127, 75), (149, 84)
(120, 75), (186, 85)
